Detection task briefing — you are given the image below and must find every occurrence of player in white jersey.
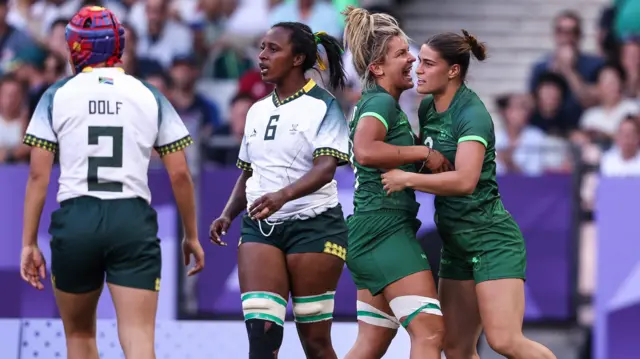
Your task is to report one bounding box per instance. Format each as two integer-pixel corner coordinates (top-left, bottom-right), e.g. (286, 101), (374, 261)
(19, 7), (205, 359)
(209, 23), (349, 359)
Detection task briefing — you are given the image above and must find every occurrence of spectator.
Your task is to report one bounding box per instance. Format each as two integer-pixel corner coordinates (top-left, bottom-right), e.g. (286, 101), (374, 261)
(529, 10), (604, 126)
(0, 74), (29, 163)
(600, 117), (640, 176)
(169, 54), (222, 173)
(10, 45), (47, 115)
(237, 68), (274, 101)
(0, 0), (38, 75)
(46, 18), (70, 60)
(495, 94), (547, 175)
(144, 71), (172, 98)
(131, 0), (193, 69)
(121, 22), (164, 77)
(614, 0), (640, 42)
(228, 92), (254, 143)
(579, 63), (639, 145)
(529, 72), (575, 137)
(269, 0), (342, 39)
(620, 38), (640, 97)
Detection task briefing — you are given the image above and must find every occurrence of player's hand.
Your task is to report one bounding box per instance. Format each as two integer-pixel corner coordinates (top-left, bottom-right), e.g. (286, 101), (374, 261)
(20, 245), (46, 290)
(425, 149), (454, 173)
(182, 238), (205, 276)
(249, 191), (288, 220)
(209, 216), (230, 246)
(381, 169), (412, 195)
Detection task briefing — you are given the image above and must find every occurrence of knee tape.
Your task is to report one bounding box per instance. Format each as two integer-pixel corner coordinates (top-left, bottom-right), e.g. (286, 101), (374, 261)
(246, 318), (284, 359)
(241, 291), (288, 326)
(389, 295), (442, 328)
(356, 300), (400, 329)
(292, 291), (335, 323)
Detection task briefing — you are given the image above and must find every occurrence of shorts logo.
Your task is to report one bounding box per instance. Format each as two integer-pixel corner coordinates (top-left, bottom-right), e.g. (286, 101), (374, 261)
(323, 241), (346, 261)
(471, 256), (481, 271)
(238, 236), (243, 247)
(51, 275), (56, 288)
(155, 278), (161, 292)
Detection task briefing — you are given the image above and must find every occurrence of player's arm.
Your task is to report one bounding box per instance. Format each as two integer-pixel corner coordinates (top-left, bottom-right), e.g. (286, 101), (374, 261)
(353, 95), (429, 168)
(21, 89), (58, 248)
(279, 99), (348, 202)
(152, 91), (198, 240)
(384, 106), (489, 196)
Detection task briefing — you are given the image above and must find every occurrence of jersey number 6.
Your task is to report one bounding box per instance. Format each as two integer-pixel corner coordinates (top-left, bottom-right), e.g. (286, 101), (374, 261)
(87, 126), (124, 192)
(264, 115), (280, 141)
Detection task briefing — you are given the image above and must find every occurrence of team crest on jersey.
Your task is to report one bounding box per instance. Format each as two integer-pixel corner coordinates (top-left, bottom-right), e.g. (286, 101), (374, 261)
(289, 124), (298, 133)
(249, 129), (257, 137)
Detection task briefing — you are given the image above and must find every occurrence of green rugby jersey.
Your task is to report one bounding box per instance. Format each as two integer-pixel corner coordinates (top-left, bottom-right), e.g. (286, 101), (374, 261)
(419, 85), (509, 232)
(349, 86), (420, 216)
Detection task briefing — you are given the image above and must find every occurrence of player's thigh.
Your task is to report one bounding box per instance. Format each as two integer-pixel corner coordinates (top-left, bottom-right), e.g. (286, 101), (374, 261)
(476, 278), (526, 348)
(108, 283), (158, 354)
(238, 240), (289, 325)
(48, 197), (107, 294)
(54, 287), (103, 336)
(438, 278), (482, 355)
(104, 198), (162, 292)
(469, 218), (527, 284)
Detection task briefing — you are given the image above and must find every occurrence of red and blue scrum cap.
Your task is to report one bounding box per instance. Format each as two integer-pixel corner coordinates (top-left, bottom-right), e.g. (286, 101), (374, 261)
(66, 6), (125, 73)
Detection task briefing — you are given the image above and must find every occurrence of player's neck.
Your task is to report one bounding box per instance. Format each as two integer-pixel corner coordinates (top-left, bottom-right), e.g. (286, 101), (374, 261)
(376, 79), (402, 101)
(274, 76), (308, 101)
(433, 83), (461, 113)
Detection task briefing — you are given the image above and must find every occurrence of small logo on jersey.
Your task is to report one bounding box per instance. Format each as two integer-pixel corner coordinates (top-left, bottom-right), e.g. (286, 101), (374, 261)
(249, 129), (257, 137)
(98, 77), (114, 85)
(289, 124), (299, 133)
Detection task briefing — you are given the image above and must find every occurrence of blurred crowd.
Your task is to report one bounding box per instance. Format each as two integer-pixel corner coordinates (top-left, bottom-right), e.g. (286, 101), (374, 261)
(1, 0), (639, 185)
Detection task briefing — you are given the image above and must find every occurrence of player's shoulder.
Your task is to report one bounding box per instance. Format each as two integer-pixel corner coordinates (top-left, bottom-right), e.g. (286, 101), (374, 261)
(456, 87), (491, 122)
(304, 84), (335, 107)
(44, 75), (77, 99)
(246, 93), (275, 119)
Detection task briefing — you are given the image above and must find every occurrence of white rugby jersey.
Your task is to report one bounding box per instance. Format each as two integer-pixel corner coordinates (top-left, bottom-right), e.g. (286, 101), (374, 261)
(23, 67), (192, 204)
(238, 79), (349, 220)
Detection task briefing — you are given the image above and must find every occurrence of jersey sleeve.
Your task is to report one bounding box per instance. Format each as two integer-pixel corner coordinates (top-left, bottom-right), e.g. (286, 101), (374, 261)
(311, 99), (349, 166)
(236, 135), (252, 172)
(151, 87), (194, 156)
(453, 105), (494, 148)
(358, 93), (398, 132)
(23, 86), (58, 153)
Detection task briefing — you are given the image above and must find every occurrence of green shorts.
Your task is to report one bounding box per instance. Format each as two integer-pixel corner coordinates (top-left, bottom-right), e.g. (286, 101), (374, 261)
(438, 216), (526, 283)
(347, 213), (430, 296)
(240, 205), (348, 260)
(49, 196), (161, 293)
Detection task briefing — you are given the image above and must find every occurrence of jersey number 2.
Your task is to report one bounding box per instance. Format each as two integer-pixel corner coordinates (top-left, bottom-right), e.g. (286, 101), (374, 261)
(264, 115), (279, 141)
(87, 126), (124, 192)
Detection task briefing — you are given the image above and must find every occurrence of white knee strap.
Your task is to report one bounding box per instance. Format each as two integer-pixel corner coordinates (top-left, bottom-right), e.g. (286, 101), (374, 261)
(389, 296), (442, 328)
(356, 301), (400, 329)
(241, 291), (288, 326)
(292, 291), (335, 323)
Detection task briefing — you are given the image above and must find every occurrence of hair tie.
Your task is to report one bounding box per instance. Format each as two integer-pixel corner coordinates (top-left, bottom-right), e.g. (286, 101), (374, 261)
(313, 31), (328, 71)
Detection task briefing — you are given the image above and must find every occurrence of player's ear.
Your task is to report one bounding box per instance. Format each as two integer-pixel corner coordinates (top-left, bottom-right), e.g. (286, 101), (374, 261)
(369, 63), (384, 77)
(448, 64), (460, 80)
(293, 53), (305, 68)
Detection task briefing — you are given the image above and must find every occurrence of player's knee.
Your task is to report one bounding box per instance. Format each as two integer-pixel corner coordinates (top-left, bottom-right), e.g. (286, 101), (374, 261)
(484, 328), (521, 356)
(389, 295), (443, 329)
(292, 291), (335, 324)
(242, 292), (287, 358)
(245, 319), (284, 359)
(298, 333), (333, 359)
(442, 343), (479, 359)
(356, 300), (400, 330)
